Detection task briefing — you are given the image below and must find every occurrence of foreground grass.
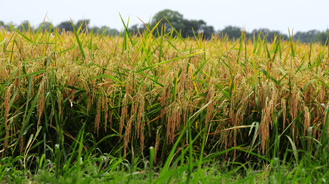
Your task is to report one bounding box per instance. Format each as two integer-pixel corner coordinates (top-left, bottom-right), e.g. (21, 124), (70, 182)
(2, 151), (329, 183)
(1, 21), (329, 183)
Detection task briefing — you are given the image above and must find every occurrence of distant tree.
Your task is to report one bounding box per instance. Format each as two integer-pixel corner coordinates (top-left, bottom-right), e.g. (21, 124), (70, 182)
(149, 9), (215, 39)
(202, 25), (215, 39)
(316, 30), (329, 45)
(92, 26), (119, 36)
(37, 22), (53, 32)
(57, 21), (74, 32)
(17, 20), (32, 32)
(151, 9), (185, 34)
(293, 30), (320, 43)
(128, 24), (146, 35)
(182, 19), (205, 37)
(181, 19), (214, 39)
(0, 21), (8, 30)
(252, 28), (288, 42)
(219, 26), (242, 39)
(107, 28), (120, 36)
(76, 19), (90, 32)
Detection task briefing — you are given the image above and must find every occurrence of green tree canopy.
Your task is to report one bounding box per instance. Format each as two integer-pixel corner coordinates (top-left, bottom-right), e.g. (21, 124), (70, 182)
(219, 26), (242, 39)
(151, 9), (185, 32)
(128, 24), (146, 35)
(252, 28), (288, 42)
(37, 22), (53, 32)
(0, 21), (8, 30)
(76, 19), (90, 32)
(17, 20), (32, 31)
(316, 30), (329, 45)
(150, 9), (214, 39)
(92, 26), (119, 36)
(293, 30), (319, 43)
(57, 21), (74, 32)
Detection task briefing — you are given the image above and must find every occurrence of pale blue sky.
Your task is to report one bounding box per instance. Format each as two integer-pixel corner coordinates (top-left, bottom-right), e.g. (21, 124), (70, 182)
(1, 0), (328, 34)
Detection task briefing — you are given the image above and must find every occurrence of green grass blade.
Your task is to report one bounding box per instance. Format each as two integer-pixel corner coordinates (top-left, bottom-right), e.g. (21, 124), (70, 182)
(135, 52), (201, 73)
(71, 19), (86, 60)
(9, 24), (36, 45)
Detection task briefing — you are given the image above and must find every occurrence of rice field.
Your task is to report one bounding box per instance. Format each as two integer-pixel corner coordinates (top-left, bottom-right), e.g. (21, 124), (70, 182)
(1, 22), (329, 183)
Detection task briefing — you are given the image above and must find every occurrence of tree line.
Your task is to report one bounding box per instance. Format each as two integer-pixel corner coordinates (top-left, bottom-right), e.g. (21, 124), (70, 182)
(0, 19), (119, 37)
(1, 9), (328, 44)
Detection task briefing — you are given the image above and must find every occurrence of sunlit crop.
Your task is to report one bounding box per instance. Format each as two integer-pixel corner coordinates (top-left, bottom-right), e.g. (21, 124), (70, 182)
(1, 21), (329, 182)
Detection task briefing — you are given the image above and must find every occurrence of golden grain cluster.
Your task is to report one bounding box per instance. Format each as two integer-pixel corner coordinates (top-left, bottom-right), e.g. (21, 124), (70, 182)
(1, 27), (329, 160)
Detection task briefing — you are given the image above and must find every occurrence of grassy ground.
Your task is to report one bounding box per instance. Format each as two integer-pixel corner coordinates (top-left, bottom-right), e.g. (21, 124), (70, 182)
(2, 148), (329, 183)
(1, 21), (329, 183)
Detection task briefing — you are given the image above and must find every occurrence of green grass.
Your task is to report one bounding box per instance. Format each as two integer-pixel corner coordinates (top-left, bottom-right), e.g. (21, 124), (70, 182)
(1, 130), (329, 183)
